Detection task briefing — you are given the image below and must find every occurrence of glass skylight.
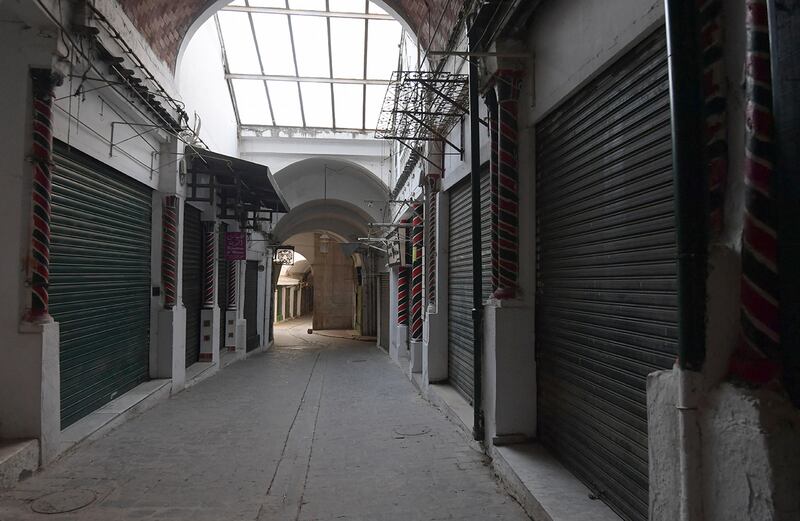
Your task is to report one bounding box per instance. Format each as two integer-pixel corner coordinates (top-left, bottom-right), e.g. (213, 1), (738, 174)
(216, 0), (410, 131)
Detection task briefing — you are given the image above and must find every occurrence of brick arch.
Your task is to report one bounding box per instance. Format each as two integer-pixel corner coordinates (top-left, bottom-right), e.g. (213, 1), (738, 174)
(117, 0), (462, 71)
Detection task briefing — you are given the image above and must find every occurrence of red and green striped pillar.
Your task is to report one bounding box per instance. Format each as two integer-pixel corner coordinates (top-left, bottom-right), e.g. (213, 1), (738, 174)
(227, 260), (238, 311)
(493, 70), (524, 300)
(397, 218), (410, 326)
(161, 196), (179, 309)
(202, 221), (217, 309)
(410, 203), (424, 342)
(25, 69), (60, 323)
(699, 0), (728, 236)
(427, 180), (437, 305)
(729, 0), (781, 384)
(485, 88), (500, 294)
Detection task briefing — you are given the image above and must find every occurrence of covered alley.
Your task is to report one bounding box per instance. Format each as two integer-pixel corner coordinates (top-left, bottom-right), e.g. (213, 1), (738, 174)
(1, 1), (799, 520)
(0, 318), (529, 521)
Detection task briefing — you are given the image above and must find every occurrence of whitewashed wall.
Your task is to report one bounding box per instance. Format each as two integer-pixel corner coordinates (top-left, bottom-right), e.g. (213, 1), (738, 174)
(178, 18), (239, 157)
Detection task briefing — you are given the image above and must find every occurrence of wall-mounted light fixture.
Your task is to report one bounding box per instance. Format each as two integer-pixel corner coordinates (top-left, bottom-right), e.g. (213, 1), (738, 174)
(319, 233), (330, 255)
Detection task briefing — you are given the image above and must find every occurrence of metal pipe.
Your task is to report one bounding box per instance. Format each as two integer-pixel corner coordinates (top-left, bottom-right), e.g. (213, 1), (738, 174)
(665, 2), (708, 520)
(665, 0), (708, 372)
(468, 22), (485, 442)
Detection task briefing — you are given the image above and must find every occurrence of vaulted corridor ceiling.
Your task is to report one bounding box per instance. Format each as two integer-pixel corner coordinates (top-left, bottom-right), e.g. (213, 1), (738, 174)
(118, 0), (461, 69)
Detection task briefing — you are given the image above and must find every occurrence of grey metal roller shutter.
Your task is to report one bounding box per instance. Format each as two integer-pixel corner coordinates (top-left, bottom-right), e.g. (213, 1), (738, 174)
(183, 204), (202, 367)
(447, 170), (491, 402)
(535, 28), (675, 521)
(51, 143), (152, 429)
(245, 260), (260, 351)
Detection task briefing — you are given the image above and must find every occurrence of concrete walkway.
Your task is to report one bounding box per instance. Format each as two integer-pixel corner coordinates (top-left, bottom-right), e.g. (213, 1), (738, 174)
(0, 318), (529, 521)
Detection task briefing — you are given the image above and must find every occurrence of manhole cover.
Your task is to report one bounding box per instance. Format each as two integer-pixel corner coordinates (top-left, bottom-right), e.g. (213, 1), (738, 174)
(31, 489), (97, 514)
(393, 426), (431, 436)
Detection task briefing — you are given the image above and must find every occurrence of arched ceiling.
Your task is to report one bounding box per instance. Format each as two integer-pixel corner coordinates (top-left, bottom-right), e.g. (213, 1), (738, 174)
(117, 0), (460, 70)
(273, 157), (390, 223)
(272, 199), (371, 243)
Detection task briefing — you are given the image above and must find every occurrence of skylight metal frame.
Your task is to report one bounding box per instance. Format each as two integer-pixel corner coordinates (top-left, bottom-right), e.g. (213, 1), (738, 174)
(215, 0), (402, 133)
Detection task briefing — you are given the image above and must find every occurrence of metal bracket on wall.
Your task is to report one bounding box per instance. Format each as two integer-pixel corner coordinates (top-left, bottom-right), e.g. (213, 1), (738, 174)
(376, 70), (471, 176)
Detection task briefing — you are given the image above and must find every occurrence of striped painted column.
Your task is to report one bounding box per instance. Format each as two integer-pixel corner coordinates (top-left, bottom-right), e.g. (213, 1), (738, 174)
(410, 203), (424, 341)
(25, 70), (59, 323)
(202, 221), (217, 309)
(427, 183), (437, 305)
(227, 260), (238, 311)
(161, 196), (179, 309)
(494, 70), (524, 300)
(700, 0), (728, 236)
(485, 88), (500, 294)
(397, 219), (410, 326)
(729, 0), (781, 384)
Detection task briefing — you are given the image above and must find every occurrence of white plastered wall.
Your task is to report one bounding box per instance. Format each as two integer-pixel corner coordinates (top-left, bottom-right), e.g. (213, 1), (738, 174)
(177, 18), (238, 157)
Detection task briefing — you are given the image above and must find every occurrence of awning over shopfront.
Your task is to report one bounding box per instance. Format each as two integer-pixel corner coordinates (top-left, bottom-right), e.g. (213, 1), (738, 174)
(185, 148), (290, 222)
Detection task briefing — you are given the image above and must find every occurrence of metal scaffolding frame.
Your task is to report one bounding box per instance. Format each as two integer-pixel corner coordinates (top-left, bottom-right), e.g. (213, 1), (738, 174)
(375, 70), (469, 172)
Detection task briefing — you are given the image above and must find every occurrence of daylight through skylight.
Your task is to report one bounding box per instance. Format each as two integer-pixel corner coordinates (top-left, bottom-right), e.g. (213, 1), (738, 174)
(216, 0), (409, 131)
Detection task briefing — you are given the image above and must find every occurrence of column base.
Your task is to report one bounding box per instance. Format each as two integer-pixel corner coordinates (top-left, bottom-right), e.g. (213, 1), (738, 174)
(224, 310), (238, 351)
(158, 307), (186, 393)
(235, 319), (247, 356)
(391, 325), (408, 364)
(409, 340), (423, 375)
(483, 299), (535, 445)
(423, 307), (447, 383)
(11, 320), (61, 465)
(199, 308), (220, 364)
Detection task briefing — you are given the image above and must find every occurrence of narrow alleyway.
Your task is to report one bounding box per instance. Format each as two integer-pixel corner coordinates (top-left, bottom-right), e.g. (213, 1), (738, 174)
(0, 318), (529, 521)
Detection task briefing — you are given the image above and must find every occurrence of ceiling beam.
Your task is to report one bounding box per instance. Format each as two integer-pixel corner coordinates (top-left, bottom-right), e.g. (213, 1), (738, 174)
(226, 73), (390, 85)
(221, 5), (394, 20)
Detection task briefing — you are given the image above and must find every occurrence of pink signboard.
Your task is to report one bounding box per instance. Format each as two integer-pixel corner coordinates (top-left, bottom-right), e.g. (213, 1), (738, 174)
(225, 232), (246, 261)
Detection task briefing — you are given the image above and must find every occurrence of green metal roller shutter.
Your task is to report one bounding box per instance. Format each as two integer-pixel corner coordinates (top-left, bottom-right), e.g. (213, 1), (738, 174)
(183, 204), (202, 367)
(447, 170), (491, 403)
(50, 143), (152, 429)
(535, 28), (675, 521)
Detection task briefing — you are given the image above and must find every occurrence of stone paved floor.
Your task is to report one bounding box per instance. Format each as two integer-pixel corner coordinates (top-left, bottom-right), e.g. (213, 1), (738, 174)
(0, 318), (530, 521)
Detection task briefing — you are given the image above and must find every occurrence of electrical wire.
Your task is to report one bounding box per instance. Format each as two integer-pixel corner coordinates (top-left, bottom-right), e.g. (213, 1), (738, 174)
(33, 0), (208, 156)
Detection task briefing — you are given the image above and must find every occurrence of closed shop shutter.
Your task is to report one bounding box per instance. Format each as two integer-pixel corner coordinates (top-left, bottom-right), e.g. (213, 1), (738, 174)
(447, 170), (491, 403)
(245, 260), (260, 351)
(51, 143), (152, 429)
(183, 204), (202, 367)
(535, 28), (675, 521)
(379, 273), (390, 349)
(218, 222), (228, 349)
